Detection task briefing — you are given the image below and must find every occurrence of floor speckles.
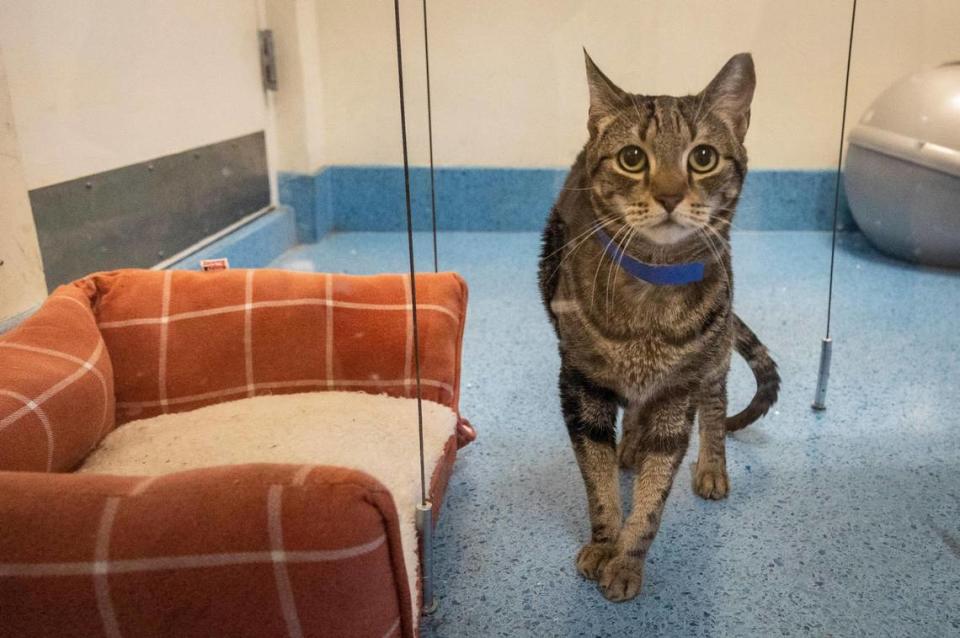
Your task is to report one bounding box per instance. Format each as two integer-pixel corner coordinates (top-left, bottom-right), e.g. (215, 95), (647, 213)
(272, 231), (960, 637)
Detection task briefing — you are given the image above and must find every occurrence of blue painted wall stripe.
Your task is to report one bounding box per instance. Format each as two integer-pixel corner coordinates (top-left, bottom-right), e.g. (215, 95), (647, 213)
(166, 206), (298, 271)
(278, 172), (336, 243)
(278, 167), (855, 234)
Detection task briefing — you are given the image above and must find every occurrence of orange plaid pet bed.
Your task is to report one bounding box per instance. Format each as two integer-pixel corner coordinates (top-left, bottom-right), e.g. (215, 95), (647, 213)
(0, 268), (473, 638)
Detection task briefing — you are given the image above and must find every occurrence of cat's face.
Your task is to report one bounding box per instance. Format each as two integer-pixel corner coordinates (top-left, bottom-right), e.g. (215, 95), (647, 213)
(583, 52), (755, 247)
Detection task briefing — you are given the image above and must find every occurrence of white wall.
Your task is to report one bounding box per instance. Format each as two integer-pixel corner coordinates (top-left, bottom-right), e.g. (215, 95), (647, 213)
(0, 0), (268, 190)
(0, 45), (46, 322)
(293, 0), (959, 171)
(309, 0), (410, 171)
(266, 0), (326, 174)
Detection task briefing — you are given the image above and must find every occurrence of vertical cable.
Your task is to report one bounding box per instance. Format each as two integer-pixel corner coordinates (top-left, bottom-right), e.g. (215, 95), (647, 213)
(813, 0), (856, 411)
(825, 0), (857, 339)
(393, 0), (428, 505)
(422, 0), (439, 272)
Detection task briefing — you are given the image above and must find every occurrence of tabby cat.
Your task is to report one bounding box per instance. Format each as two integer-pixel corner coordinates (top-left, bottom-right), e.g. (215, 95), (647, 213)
(538, 51), (780, 602)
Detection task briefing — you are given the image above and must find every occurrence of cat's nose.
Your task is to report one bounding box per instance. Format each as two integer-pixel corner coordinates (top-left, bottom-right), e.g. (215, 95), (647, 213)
(655, 193), (684, 213)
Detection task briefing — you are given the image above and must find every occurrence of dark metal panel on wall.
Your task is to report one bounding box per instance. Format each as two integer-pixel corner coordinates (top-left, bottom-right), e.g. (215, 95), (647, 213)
(28, 132), (270, 290)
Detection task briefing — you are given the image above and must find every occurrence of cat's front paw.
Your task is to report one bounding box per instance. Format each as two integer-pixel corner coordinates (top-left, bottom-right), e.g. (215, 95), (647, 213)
(693, 462), (729, 500)
(575, 542), (616, 581)
(599, 555), (644, 602)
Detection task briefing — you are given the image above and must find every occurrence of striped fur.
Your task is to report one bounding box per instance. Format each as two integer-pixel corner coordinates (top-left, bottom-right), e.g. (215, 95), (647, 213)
(538, 52), (779, 602)
(727, 314), (780, 431)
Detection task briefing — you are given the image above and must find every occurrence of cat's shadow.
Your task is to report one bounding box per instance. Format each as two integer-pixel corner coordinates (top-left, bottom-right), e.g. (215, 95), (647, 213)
(729, 427), (771, 445)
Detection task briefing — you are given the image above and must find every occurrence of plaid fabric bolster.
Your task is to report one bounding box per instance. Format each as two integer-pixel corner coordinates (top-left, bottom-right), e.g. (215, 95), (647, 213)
(0, 464), (414, 638)
(83, 269), (470, 429)
(0, 282), (116, 473)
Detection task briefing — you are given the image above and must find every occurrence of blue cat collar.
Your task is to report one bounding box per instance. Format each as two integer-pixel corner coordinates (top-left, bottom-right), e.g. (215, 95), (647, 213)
(595, 227), (705, 286)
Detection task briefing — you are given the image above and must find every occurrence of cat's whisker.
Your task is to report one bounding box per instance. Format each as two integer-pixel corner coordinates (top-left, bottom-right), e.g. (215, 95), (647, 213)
(697, 226), (718, 256)
(543, 213), (615, 261)
(607, 226), (636, 314)
(603, 231), (622, 314)
(703, 224), (730, 249)
(697, 227), (732, 292)
(590, 224), (629, 310)
(704, 224), (733, 250)
(555, 225), (612, 276)
(702, 221), (732, 253)
(545, 218), (605, 259)
(591, 226), (630, 307)
(546, 219), (613, 288)
(545, 215), (620, 285)
(697, 228), (722, 269)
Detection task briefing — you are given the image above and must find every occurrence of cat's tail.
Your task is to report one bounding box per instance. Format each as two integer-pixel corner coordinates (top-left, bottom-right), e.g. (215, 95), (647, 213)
(726, 314), (780, 431)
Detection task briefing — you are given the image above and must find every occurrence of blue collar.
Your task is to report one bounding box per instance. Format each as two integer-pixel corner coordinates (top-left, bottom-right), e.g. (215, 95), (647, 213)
(595, 227), (705, 286)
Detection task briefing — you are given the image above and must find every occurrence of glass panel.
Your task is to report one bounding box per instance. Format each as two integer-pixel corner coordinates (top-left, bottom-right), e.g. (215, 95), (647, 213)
(5, 0), (958, 635)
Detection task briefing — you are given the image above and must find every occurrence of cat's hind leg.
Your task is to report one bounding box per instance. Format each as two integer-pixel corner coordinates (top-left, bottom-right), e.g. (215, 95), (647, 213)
(559, 366), (622, 581)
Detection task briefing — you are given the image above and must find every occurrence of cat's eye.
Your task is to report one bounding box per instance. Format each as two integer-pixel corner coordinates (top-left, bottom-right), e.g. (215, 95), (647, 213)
(688, 145), (719, 173)
(617, 145), (647, 173)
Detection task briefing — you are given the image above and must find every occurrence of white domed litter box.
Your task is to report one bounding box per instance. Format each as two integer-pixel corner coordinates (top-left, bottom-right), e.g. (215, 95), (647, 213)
(844, 62), (960, 268)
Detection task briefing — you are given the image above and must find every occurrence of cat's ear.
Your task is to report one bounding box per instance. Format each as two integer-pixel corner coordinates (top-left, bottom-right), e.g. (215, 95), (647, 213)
(700, 53), (755, 142)
(584, 49), (626, 136)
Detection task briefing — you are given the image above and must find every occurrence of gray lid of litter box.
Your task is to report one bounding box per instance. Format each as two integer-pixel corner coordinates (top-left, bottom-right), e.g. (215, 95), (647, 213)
(849, 62), (960, 178)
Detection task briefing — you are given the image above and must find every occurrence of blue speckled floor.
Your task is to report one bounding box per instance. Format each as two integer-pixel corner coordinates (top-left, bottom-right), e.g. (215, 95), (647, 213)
(271, 232), (960, 637)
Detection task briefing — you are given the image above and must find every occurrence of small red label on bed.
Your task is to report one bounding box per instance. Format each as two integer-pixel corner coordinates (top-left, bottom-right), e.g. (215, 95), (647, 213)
(200, 258), (230, 271)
